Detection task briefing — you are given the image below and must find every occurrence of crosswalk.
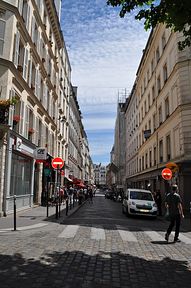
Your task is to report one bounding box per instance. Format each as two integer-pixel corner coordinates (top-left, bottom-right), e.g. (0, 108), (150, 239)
(57, 225), (191, 245)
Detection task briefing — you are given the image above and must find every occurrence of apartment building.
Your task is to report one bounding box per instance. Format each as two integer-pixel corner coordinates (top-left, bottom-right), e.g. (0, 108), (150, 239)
(0, 0), (70, 215)
(93, 163), (106, 187)
(124, 24), (191, 211)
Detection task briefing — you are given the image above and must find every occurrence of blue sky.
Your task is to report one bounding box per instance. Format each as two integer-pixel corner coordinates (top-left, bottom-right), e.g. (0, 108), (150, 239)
(61, 0), (149, 165)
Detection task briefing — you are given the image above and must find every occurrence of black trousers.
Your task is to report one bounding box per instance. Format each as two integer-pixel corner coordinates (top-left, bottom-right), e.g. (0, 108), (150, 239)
(167, 214), (181, 239)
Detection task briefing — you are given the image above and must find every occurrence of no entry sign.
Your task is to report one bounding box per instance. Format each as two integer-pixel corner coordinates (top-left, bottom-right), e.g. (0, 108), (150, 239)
(51, 157), (64, 169)
(161, 168), (172, 180)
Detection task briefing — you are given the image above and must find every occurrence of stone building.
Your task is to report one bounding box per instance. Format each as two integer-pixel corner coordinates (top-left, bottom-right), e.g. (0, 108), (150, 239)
(124, 24), (191, 211)
(0, 0), (70, 215)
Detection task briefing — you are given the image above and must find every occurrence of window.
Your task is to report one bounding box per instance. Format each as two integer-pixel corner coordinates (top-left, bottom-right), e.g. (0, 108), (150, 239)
(157, 75), (161, 94)
(156, 47), (160, 63)
(166, 135), (171, 161)
(148, 119), (151, 130)
(154, 146), (157, 166)
(10, 154), (32, 196)
(163, 63), (168, 84)
(159, 105), (162, 125)
(159, 139), (163, 163)
(165, 97), (169, 119)
(142, 155), (144, 170)
(151, 59), (154, 73)
(162, 32), (166, 51)
(147, 70), (150, 83)
(145, 153), (148, 169)
(152, 85), (155, 102)
(153, 113), (156, 131)
(0, 17), (6, 55)
(148, 93), (151, 108)
(149, 149), (152, 167)
(144, 100), (147, 115)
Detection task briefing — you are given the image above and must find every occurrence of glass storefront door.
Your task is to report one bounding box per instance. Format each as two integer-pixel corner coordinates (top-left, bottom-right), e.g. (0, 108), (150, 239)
(10, 153), (32, 196)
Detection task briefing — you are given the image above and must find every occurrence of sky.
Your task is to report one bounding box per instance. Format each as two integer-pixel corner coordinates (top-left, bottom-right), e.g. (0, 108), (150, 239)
(61, 0), (150, 165)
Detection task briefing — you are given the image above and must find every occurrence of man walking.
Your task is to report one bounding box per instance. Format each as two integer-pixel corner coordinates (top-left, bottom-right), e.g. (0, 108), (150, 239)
(165, 185), (184, 243)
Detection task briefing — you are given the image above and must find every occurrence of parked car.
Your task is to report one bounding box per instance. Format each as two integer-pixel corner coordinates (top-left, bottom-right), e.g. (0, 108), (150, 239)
(122, 188), (157, 217)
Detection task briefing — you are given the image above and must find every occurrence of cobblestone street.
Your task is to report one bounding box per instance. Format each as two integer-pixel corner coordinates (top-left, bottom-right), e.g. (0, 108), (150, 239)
(0, 191), (191, 288)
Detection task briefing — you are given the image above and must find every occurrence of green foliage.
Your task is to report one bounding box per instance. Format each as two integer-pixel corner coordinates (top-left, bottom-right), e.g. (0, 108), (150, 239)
(107, 0), (191, 50)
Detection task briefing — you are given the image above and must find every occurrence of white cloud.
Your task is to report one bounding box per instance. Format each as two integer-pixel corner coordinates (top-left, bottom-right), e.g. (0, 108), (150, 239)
(61, 0), (149, 163)
(83, 117), (115, 131)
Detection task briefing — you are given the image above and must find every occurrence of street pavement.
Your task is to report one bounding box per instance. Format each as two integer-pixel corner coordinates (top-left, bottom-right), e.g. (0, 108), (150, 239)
(0, 190), (191, 288)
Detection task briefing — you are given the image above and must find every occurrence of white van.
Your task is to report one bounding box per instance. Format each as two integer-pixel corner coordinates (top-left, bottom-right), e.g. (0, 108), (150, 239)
(122, 188), (157, 217)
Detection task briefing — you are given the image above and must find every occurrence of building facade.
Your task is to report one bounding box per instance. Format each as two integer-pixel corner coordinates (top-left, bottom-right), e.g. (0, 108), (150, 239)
(123, 24), (191, 211)
(0, 0), (70, 215)
(93, 163), (106, 187)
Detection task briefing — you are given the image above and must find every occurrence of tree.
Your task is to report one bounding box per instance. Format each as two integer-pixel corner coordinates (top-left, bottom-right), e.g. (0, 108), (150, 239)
(106, 0), (191, 50)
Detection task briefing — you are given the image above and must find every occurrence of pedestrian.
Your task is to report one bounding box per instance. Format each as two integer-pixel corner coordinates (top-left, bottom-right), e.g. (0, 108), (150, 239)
(155, 190), (162, 216)
(165, 185), (184, 243)
(88, 187), (93, 204)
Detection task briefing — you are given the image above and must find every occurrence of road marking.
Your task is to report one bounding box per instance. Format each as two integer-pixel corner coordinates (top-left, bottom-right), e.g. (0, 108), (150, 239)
(58, 225), (79, 238)
(91, 227), (105, 240)
(116, 226), (138, 242)
(0, 223), (48, 232)
(171, 232), (191, 244)
(144, 230), (164, 241)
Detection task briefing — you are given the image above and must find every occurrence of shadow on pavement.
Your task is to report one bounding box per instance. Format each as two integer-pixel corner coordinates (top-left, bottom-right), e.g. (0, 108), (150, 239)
(0, 250), (190, 288)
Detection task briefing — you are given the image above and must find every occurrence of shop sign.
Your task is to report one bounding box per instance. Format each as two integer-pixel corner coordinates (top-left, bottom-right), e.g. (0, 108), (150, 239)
(34, 147), (47, 160)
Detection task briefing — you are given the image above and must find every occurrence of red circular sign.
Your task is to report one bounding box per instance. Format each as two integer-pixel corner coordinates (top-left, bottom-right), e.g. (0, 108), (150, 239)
(51, 157), (64, 169)
(162, 168), (172, 180)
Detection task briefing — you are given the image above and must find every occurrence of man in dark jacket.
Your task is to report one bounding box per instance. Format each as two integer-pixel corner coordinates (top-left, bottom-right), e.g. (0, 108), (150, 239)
(165, 185), (184, 242)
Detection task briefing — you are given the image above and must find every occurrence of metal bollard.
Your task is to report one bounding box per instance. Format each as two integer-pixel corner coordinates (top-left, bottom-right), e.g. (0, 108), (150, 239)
(66, 198), (69, 216)
(13, 195), (16, 231)
(55, 199), (58, 219)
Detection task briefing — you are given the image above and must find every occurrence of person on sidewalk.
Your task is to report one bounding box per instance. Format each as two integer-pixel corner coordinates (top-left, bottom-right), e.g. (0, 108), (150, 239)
(165, 185), (184, 243)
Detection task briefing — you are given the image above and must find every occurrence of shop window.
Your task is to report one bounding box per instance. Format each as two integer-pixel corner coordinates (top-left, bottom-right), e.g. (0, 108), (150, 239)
(10, 153), (32, 196)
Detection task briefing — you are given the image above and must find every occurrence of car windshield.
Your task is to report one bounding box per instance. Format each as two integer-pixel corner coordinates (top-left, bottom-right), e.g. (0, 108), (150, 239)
(130, 191), (153, 201)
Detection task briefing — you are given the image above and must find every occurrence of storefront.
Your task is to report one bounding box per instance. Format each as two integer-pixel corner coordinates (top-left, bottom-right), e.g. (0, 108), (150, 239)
(3, 132), (36, 215)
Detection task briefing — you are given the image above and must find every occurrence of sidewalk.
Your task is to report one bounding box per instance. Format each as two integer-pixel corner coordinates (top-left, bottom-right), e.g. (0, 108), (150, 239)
(0, 200), (84, 232)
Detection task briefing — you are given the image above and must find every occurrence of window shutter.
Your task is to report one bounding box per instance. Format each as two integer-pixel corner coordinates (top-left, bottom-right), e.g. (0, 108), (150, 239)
(19, 100), (24, 135)
(18, 0), (23, 14)
(26, 5), (31, 31)
(35, 117), (39, 146)
(23, 48), (28, 80)
(43, 83), (47, 109)
(25, 106), (29, 138)
(14, 31), (20, 67)
(31, 16), (35, 43)
(28, 58), (32, 87)
(35, 69), (39, 98)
